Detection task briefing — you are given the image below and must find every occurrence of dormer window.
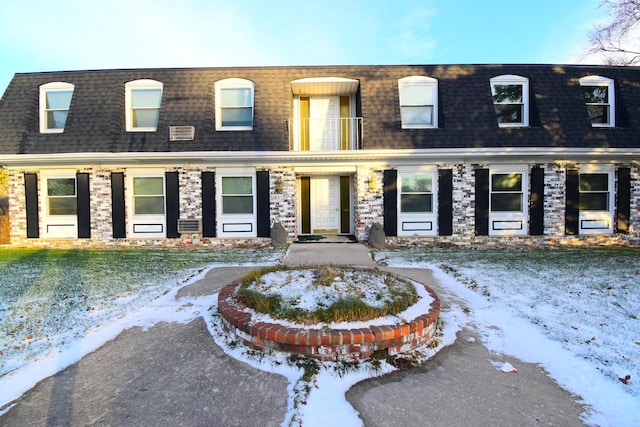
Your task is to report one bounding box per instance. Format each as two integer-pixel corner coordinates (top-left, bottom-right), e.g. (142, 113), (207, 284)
(398, 76), (438, 128)
(125, 79), (163, 131)
(215, 78), (254, 131)
(490, 75), (529, 127)
(579, 76), (615, 127)
(39, 82), (74, 133)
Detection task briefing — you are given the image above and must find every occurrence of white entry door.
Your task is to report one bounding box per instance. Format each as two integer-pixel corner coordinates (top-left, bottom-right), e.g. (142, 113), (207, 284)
(309, 96), (340, 151)
(311, 176), (339, 233)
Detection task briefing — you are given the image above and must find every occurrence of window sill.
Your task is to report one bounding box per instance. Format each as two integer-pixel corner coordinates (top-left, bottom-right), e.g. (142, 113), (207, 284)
(126, 127), (158, 132)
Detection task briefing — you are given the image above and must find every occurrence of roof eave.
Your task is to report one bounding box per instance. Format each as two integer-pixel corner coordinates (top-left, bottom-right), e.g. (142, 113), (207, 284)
(1, 147), (639, 169)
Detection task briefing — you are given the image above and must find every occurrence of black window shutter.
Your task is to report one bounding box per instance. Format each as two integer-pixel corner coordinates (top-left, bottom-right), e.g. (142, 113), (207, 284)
(383, 170), (397, 236)
(616, 167), (631, 234)
(565, 169), (579, 235)
(24, 173), (39, 238)
(110, 172), (126, 239)
(165, 172), (180, 238)
(475, 168), (489, 236)
(256, 170), (271, 237)
(438, 169), (453, 236)
(201, 172), (216, 238)
(530, 166), (544, 235)
(76, 173), (91, 238)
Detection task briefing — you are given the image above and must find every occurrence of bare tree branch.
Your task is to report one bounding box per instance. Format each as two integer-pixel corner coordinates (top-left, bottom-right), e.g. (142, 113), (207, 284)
(586, 0), (640, 65)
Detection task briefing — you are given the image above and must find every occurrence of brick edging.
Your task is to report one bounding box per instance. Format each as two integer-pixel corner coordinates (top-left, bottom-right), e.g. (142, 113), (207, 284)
(217, 278), (441, 361)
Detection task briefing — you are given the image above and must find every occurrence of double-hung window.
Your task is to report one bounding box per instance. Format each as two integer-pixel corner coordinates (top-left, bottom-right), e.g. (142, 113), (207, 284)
(491, 173), (523, 212)
(133, 177), (165, 215)
(579, 76), (614, 127)
(39, 82), (74, 133)
(578, 166), (614, 234)
(215, 78), (254, 130)
(47, 177), (77, 216)
(490, 75), (529, 127)
(125, 79), (163, 131)
(221, 177), (254, 214)
(400, 174), (433, 213)
(397, 167), (437, 236)
(398, 76), (438, 128)
(488, 166), (528, 236)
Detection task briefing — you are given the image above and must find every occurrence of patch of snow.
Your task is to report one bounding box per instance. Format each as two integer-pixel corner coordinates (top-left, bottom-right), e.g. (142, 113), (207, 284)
(243, 275), (434, 329)
(3, 249), (639, 427)
(392, 260), (640, 427)
(244, 268), (418, 313)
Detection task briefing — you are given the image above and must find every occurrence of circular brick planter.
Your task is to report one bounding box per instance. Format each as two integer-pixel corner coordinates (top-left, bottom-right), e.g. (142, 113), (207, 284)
(217, 274), (441, 361)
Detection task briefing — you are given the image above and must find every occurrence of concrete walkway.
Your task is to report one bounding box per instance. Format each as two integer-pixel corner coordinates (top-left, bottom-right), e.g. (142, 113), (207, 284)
(284, 242), (376, 268)
(0, 245), (586, 426)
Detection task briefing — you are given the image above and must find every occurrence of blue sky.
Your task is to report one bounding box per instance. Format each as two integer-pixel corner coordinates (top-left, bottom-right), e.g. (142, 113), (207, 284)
(0, 0), (604, 96)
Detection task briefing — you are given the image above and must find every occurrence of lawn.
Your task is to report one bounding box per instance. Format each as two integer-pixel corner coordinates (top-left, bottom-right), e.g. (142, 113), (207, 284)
(375, 247), (640, 399)
(0, 247), (284, 377)
(1, 246), (638, 426)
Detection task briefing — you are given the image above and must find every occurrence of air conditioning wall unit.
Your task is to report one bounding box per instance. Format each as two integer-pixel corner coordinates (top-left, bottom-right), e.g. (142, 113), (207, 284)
(169, 125), (195, 141)
(177, 218), (202, 234)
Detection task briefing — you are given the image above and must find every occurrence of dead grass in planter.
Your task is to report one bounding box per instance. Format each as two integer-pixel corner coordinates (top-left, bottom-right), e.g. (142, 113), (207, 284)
(236, 266), (418, 324)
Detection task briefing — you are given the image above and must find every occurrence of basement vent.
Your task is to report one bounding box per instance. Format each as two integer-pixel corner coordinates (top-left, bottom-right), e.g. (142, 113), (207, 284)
(177, 218), (202, 234)
(169, 126), (195, 141)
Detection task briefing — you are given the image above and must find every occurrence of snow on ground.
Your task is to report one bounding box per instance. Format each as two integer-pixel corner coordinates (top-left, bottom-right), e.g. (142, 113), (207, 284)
(377, 249), (640, 427)
(1, 248), (639, 426)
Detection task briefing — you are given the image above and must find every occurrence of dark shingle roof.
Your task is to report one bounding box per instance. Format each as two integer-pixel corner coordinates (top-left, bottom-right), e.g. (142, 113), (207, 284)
(1, 64), (639, 155)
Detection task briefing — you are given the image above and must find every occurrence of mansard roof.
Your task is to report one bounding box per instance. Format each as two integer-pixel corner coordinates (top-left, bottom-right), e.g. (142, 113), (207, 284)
(1, 64), (640, 155)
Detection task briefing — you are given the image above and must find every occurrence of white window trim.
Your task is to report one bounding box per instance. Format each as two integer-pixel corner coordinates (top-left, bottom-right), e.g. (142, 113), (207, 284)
(578, 164), (614, 235)
(488, 165), (528, 236)
(40, 169), (78, 238)
(398, 76), (438, 129)
(579, 75), (615, 127)
(216, 167), (257, 238)
(39, 82), (75, 133)
(490, 74), (529, 127)
(215, 78), (255, 131)
(397, 165), (438, 236)
(125, 79), (163, 132)
(126, 168), (166, 238)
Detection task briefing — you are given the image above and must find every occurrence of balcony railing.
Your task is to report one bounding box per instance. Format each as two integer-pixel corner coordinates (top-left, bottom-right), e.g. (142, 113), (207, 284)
(288, 117), (363, 151)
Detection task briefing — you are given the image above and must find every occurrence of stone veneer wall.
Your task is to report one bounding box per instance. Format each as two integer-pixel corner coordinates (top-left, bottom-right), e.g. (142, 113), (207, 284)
(6, 162), (640, 248)
(7, 166), (270, 248)
(631, 166), (640, 236)
(354, 166), (384, 242)
(268, 167), (296, 239)
(8, 170), (28, 245)
(387, 162), (640, 247)
(91, 168), (122, 242)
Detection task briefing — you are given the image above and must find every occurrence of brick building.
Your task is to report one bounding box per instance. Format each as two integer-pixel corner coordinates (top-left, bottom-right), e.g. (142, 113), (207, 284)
(0, 64), (638, 247)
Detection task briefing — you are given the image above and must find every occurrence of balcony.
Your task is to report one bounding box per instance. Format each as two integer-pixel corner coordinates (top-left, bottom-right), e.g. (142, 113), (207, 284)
(288, 117), (363, 151)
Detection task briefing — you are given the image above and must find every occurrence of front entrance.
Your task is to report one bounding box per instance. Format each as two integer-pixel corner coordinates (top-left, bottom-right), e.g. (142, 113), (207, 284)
(299, 175), (351, 235)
